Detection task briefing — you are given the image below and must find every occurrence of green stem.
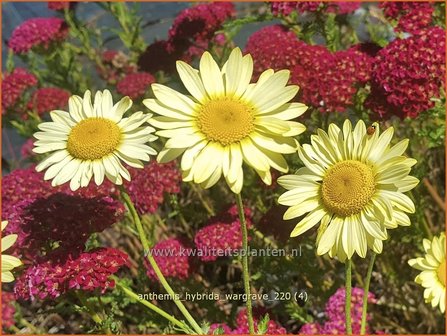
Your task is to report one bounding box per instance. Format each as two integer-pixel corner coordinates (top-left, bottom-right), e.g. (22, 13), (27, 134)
(76, 292), (111, 334)
(235, 193), (255, 334)
(113, 278), (194, 333)
(345, 259), (352, 335)
(120, 188), (203, 335)
(360, 252), (376, 335)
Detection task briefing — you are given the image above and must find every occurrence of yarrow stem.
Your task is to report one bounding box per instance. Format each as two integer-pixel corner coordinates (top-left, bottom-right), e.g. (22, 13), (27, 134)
(360, 252), (376, 335)
(76, 291), (111, 334)
(113, 278), (194, 333)
(235, 193), (255, 334)
(119, 187), (203, 335)
(345, 259), (353, 335)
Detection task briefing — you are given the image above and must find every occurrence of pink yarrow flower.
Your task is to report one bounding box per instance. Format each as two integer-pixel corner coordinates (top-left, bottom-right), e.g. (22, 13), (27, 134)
(27, 87), (70, 116)
(1, 68), (38, 112)
(8, 17), (68, 54)
(116, 72), (156, 99)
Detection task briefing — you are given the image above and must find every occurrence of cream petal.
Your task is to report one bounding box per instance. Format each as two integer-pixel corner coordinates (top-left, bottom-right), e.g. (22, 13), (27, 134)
(283, 198), (320, 220)
(290, 206), (326, 237)
(110, 96), (132, 121)
(68, 95), (85, 122)
(176, 60), (208, 102)
(192, 142), (223, 184)
(152, 84), (198, 114)
(93, 162), (105, 185)
(165, 133), (204, 149)
(181, 140), (208, 171)
(157, 147), (185, 163)
(317, 216), (342, 256)
(144, 98), (195, 120)
(240, 138), (270, 171)
(228, 143), (243, 184)
(82, 90), (94, 118)
(199, 51), (224, 97)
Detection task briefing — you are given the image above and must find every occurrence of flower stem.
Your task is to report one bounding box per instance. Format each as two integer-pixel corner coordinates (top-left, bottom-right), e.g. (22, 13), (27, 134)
(76, 291), (111, 334)
(120, 188), (202, 335)
(345, 259), (352, 335)
(113, 278), (194, 334)
(235, 193), (255, 334)
(360, 252), (376, 335)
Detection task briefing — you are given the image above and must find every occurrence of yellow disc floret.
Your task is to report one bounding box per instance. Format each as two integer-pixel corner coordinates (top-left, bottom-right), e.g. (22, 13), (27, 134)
(321, 160), (375, 217)
(67, 117), (121, 160)
(196, 98), (255, 146)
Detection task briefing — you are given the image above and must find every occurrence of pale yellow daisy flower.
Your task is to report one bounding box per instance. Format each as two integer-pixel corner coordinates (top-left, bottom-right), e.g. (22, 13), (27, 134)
(1, 221), (22, 283)
(143, 48), (307, 193)
(409, 233), (446, 313)
(33, 90), (157, 190)
(277, 120), (419, 260)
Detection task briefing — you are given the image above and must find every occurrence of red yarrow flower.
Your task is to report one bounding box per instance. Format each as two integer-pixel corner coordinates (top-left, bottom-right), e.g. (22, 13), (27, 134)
(145, 238), (192, 281)
(124, 161), (181, 215)
(27, 87), (70, 116)
(1, 292), (16, 330)
(167, 2), (235, 61)
(194, 204), (252, 262)
(380, 2), (434, 34)
(48, 1), (70, 11)
(245, 25), (374, 112)
(14, 248), (129, 301)
(116, 72), (156, 99)
(8, 17), (68, 54)
(1, 68), (38, 111)
(365, 27), (445, 119)
(271, 2), (360, 16)
(233, 308), (287, 334)
(5, 193), (124, 261)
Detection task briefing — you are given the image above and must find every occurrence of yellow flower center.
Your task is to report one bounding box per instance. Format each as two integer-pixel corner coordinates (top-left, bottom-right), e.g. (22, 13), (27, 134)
(196, 98), (255, 146)
(321, 160), (375, 217)
(67, 118), (121, 160)
(437, 259), (446, 287)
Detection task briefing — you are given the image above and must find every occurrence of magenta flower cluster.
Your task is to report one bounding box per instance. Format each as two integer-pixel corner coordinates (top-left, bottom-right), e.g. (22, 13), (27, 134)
(245, 25), (374, 113)
(209, 308), (287, 334)
(125, 161), (182, 215)
(366, 27), (445, 119)
(27, 87), (70, 116)
(14, 248), (129, 301)
(138, 2), (234, 74)
(8, 17), (68, 54)
(271, 2), (360, 16)
(1, 68), (38, 111)
(1, 292), (16, 330)
(380, 1), (434, 34)
(299, 287), (377, 334)
(116, 72), (156, 99)
(194, 205), (252, 262)
(145, 238), (192, 281)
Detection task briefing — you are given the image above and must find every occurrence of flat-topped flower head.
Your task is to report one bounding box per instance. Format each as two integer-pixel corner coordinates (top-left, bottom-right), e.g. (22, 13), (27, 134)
(33, 90), (157, 190)
(277, 120), (419, 261)
(409, 233), (446, 313)
(144, 48), (307, 193)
